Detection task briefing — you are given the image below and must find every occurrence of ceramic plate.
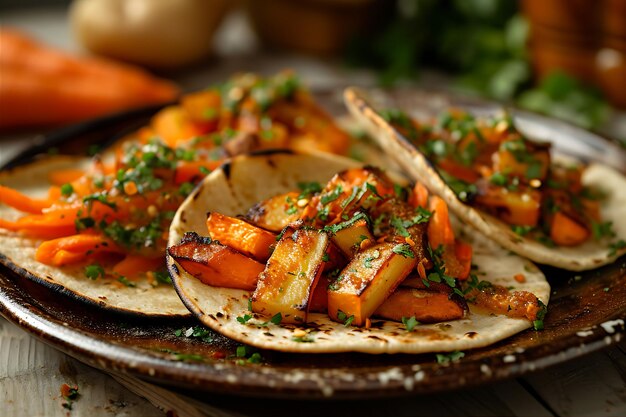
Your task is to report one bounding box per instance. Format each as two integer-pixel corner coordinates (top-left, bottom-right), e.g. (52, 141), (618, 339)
(0, 91), (624, 398)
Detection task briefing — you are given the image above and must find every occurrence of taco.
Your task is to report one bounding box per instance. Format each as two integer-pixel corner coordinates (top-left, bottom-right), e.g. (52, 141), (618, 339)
(344, 88), (626, 271)
(166, 151), (550, 354)
(0, 71), (352, 316)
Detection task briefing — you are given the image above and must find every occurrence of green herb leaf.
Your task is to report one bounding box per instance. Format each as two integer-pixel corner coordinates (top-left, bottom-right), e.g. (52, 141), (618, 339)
(402, 316), (419, 332)
(84, 264), (104, 280)
(436, 351), (465, 364)
(392, 243), (415, 258)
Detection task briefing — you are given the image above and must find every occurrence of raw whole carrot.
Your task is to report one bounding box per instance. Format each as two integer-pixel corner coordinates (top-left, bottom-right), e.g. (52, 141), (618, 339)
(0, 29), (179, 130)
(113, 254), (164, 278)
(35, 234), (123, 266)
(0, 185), (52, 214)
(427, 196), (455, 249)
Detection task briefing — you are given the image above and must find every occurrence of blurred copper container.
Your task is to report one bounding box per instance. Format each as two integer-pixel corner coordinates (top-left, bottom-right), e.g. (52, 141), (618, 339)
(244, 0), (391, 55)
(523, 0), (626, 108)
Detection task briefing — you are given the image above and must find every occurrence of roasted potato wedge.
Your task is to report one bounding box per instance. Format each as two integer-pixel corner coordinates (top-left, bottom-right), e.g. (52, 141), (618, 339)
(251, 224), (329, 324)
(245, 191), (303, 232)
(327, 242), (417, 326)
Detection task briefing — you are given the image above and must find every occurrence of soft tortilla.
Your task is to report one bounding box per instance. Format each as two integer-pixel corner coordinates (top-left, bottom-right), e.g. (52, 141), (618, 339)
(167, 151), (550, 354)
(344, 87), (626, 271)
(0, 156), (190, 317)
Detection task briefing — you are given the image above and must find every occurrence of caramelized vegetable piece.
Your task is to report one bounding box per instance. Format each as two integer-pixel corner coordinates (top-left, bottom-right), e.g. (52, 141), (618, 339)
(330, 218), (374, 257)
(0, 185), (52, 214)
(35, 234), (123, 266)
(427, 196), (455, 249)
(327, 242), (417, 327)
(550, 211), (590, 246)
(251, 225), (329, 324)
(245, 191), (302, 232)
(167, 232), (262, 291)
(206, 212), (276, 262)
(493, 139), (550, 181)
(474, 186), (541, 226)
(466, 284), (544, 321)
(374, 288), (467, 323)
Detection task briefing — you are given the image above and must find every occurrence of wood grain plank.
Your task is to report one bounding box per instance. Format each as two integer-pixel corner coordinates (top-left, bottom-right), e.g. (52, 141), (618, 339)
(0, 318), (163, 417)
(522, 347), (626, 417)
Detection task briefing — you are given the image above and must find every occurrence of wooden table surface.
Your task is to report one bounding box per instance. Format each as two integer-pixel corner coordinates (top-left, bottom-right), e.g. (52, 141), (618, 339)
(1, 6), (626, 417)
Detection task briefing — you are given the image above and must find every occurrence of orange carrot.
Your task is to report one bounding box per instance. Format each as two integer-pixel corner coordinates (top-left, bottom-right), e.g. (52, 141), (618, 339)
(0, 185), (51, 214)
(0, 29), (179, 130)
(550, 211), (589, 246)
(35, 234), (123, 266)
(151, 106), (204, 147)
(174, 160), (222, 185)
(453, 240), (472, 280)
(206, 213), (276, 263)
(168, 234), (263, 291)
(438, 159), (479, 183)
(427, 196), (455, 249)
(113, 254), (163, 278)
(409, 182), (429, 208)
(48, 169), (85, 186)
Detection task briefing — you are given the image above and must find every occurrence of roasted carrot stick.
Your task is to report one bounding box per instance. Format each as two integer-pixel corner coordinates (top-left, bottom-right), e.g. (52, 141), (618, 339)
(174, 160), (222, 185)
(48, 169), (86, 186)
(113, 254), (163, 278)
(375, 288), (467, 323)
(409, 182), (429, 209)
(35, 234), (123, 266)
(550, 211), (589, 246)
(0, 185), (52, 214)
(427, 196), (455, 249)
(168, 232), (263, 291)
(206, 212), (276, 263)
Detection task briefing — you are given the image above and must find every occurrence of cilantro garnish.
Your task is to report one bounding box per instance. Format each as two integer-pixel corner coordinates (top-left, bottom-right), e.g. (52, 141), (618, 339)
(117, 276), (136, 287)
(320, 185), (343, 205)
(337, 310), (355, 326)
(436, 351), (465, 364)
(237, 314), (253, 324)
(591, 221), (615, 240)
(270, 312), (283, 325)
(84, 264), (104, 280)
(608, 240), (626, 257)
(297, 181), (322, 199)
(511, 225), (534, 236)
(489, 172), (508, 186)
(392, 243), (415, 258)
(60, 183), (74, 197)
(402, 316), (419, 332)
(322, 212), (369, 235)
(363, 249), (380, 268)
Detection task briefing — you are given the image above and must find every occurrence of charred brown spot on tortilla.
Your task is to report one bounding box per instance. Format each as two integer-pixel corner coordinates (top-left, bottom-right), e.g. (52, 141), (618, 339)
(464, 331), (478, 338)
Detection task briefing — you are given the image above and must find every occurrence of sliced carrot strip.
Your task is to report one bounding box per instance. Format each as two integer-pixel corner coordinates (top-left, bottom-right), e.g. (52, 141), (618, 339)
(36, 234), (123, 266)
(206, 212), (276, 263)
(48, 169), (85, 186)
(113, 254), (163, 278)
(0, 185), (52, 214)
(427, 196), (455, 249)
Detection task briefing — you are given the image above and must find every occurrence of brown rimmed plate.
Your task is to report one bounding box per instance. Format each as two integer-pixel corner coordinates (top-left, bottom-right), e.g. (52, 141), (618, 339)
(0, 90), (624, 399)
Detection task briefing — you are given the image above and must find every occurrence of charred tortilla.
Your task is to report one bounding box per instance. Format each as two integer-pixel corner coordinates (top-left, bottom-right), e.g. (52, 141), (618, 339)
(167, 151), (550, 354)
(0, 156), (190, 317)
(344, 88), (626, 271)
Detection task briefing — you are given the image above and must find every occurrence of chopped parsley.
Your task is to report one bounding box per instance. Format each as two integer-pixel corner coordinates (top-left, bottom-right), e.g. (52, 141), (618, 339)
(489, 172), (508, 186)
(237, 314), (253, 324)
(337, 310), (355, 326)
(322, 212), (369, 235)
(591, 221), (615, 240)
(269, 312), (283, 325)
(392, 243), (415, 258)
(436, 351), (465, 364)
(60, 183), (74, 197)
(178, 182), (194, 196)
(117, 276), (136, 287)
(402, 316), (419, 332)
(608, 239), (626, 257)
(173, 326), (214, 343)
(154, 270), (172, 285)
(320, 185), (343, 205)
(84, 264), (104, 280)
(511, 225), (534, 236)
(533, 300), (547, 331)
(297, 181), (322, 199)
(363, 249), (380, 268)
